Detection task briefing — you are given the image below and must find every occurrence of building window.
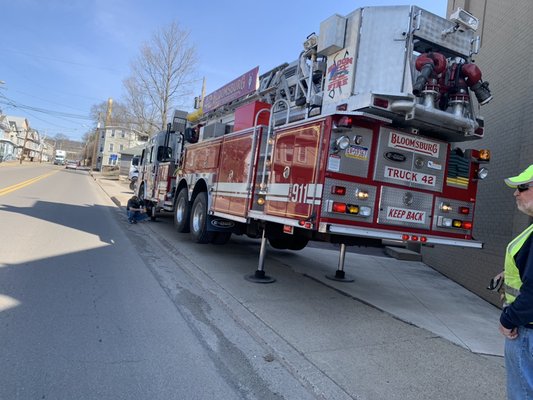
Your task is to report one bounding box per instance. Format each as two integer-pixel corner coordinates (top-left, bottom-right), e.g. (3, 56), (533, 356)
(119, 144), (124, 151)
(109, 143), (114, 152)
(111, 129), (115, 138)
(121, 130), (125, 138)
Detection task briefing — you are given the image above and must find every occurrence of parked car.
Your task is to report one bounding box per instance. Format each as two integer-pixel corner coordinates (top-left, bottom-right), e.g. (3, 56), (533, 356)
(65, 160), (78, 170)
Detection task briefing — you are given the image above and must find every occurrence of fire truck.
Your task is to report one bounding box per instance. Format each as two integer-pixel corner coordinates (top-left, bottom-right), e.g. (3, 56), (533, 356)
(136, 110), (188, 219)
(153, 5), (493, 281)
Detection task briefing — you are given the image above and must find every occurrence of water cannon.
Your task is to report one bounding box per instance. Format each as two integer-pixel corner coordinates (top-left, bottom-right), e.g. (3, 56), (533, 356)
(460, 64), (493, 105)
(413, 53), (447, 96)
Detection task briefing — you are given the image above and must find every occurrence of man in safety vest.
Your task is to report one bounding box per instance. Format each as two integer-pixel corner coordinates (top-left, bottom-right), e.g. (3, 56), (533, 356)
(499, 164), (533, 399)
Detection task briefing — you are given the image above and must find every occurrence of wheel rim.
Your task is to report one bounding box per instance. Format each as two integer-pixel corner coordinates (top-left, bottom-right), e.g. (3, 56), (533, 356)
(176, 197), (185, 224)
(192, 203), (203, 233)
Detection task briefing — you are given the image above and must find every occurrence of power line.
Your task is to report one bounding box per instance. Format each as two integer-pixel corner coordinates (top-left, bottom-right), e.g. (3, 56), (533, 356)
(0, 96), (92, 120)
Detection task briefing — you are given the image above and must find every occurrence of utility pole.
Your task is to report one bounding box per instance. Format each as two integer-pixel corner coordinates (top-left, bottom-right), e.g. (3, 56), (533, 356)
(91, 122), (101, 171)
(19, 119), (30, 164)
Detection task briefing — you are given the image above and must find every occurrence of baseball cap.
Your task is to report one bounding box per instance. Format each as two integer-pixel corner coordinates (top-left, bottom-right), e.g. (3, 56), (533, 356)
(505, 165), (533, 187)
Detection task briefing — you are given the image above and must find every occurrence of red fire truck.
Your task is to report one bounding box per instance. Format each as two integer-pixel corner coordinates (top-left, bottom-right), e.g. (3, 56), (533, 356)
(168, 5), (492, 281)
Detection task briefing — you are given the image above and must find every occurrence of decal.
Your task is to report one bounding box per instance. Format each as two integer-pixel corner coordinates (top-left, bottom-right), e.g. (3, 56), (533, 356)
(427, 160), (442, 170)
(203, 67), (259, 112)
(345, 145), (369, 160)
(266, 183), (323, 205)
(388, 132), (440, 158)
(327, 51), (354, 99)
(384, 151), (406, 163)
(327, 155), (341, 172)
(385, 166), (436, 187)
(386, 206), (426, 224)
(211, 219), (235, 228)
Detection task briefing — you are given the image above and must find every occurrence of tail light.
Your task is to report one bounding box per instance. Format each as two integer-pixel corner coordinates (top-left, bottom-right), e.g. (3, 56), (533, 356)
(331, 186), (346, 195)
(373, 97), (389, 109)
(330, 201), (371, 217)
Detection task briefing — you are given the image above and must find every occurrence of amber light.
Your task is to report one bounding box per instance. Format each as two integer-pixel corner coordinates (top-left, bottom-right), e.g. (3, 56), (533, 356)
(257, 197), (265, 205)
(331, 186), (346, 195)
(459, 207), (470, 215)
(452, 219), (463, 228)
(346, 204), (360, 214)
(332, 202), (347, 213)
(478, 149), (491, 161)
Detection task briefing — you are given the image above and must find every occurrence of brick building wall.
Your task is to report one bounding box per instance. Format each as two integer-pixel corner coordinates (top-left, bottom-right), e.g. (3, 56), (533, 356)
(422, 0), (533, 306)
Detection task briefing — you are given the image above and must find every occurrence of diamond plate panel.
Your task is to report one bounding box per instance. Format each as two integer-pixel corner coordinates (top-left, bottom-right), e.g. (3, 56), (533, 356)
(321, 178), (377, 222)
(432, 197), (474, 233)
(374, 127), (446, 192)
(327, 127), (373, 177)
(377, 186), (433, 229)
(411, 6), (476, 57)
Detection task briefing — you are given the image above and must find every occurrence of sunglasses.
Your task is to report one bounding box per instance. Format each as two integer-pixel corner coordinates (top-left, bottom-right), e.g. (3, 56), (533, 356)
(517, 184), (530, 193)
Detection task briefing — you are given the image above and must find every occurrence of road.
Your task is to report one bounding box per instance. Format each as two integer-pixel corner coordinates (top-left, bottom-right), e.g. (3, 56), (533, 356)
(0, 163), (315, 400)
(0, 163), (507, 400)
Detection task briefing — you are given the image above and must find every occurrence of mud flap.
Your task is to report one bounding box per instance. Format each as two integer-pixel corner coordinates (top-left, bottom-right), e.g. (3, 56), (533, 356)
(207, 216), (237, 232)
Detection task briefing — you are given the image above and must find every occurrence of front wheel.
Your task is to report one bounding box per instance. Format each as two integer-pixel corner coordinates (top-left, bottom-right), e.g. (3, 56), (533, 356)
(190, 192), (214, 244)
(174, 188), (190, 233)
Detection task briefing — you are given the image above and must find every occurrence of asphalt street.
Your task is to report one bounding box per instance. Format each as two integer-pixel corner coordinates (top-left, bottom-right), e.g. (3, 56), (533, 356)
(90, 168), (506, 400)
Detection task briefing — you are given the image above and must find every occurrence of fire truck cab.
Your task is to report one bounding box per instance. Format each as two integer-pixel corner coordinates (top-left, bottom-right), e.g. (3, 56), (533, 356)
(136, 111), (188, 219)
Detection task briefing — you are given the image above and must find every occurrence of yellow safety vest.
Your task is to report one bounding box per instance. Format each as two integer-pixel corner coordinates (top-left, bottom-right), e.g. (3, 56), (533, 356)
(504, 224), (533, 305)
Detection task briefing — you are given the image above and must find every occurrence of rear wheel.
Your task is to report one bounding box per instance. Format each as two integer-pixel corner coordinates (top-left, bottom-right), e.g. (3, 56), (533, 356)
(268, 236), (308, 250)
(190, 192), (214, 244)
(211, 232), (232, 245)
(174, 188), (190, 233)
(268, 237), (288, 250)
(287, 236), (308, 251)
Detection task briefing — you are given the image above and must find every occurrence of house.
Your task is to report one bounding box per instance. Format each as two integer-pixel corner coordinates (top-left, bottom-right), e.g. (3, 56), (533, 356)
(94, 126), (148, 171)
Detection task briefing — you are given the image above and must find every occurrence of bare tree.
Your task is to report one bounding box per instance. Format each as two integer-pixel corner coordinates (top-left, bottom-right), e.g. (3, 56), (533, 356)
(124, 21), (198, 133)
(89, 100), (130, 128)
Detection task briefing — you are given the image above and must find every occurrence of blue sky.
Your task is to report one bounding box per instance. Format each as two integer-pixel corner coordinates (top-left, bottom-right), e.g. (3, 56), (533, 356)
(0, 1), (447, 141)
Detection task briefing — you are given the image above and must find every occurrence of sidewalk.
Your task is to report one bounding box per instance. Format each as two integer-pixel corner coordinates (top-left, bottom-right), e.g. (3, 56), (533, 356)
(90, 171), (133, 209)
(92, 171), (504, 357)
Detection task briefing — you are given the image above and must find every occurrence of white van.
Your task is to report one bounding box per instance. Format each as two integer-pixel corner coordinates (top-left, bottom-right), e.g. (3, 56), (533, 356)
(128, 155), (140, 180)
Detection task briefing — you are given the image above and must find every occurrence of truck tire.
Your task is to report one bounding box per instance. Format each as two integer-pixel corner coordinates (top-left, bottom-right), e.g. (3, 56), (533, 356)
(268, 238), (288, 250)
(174, 188), (190, 233)
(190, 192), (214, 244)
(268, 236), (308, 250)
(287, 236), (308, 251)
(211, 232), (232, 245)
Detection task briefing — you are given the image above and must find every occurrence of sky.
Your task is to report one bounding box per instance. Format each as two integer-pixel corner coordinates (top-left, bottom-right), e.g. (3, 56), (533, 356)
(0, 0), (447, 142)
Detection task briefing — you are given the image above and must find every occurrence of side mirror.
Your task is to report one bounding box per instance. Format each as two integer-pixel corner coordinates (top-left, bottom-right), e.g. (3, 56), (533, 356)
(184, 127), (199, 144)
(157, 146), (172, 162)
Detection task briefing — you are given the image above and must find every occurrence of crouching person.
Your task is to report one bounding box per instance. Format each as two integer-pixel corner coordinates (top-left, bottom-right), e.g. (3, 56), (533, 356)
(126, 195), (148, 224)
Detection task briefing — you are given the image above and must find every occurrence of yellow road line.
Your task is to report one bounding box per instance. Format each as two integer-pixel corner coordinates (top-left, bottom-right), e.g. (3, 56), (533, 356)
(0, 171), (59, 197)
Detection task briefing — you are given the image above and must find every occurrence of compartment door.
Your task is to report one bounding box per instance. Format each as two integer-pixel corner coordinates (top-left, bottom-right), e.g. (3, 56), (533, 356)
(266, 122), (323, 220)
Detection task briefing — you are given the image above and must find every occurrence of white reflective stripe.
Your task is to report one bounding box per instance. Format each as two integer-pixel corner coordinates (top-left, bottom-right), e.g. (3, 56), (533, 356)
(215, 182), (249, 193)
(214, 183), (250, 199)
(268, 183), (291, 196)
(504, 284), (520, 298)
